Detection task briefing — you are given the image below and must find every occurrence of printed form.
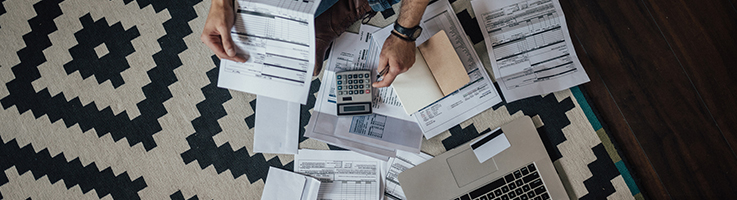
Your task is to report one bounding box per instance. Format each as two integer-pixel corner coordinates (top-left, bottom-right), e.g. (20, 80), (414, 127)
(472, 0), (589, 102)
(295, 149), (382, 200)
(383, 151), (433, 200)
(372, 0), (503, 139)
(304, 27), (424, 160)
(217, 0), (322, 104)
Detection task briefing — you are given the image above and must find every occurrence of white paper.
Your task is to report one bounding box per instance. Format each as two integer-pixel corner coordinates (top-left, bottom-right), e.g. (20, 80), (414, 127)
(295, 150), (382, 200)
(261, 167), (321, 200)
(372, 0), (503, 139)
(470, 128), (511, 163)
(383, 151), (433, 200)
(472, 0), (590, 102)
(217, 0), (322, 104)
(253, 95), (300, 155)
(304, 28), (423, 160)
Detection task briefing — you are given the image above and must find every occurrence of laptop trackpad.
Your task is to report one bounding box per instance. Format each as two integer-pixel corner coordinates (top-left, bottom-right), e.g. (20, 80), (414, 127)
(447, 148), (498, 187)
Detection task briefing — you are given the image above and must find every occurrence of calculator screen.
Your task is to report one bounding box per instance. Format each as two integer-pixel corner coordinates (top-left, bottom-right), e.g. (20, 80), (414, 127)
(343, 105), (366, 112)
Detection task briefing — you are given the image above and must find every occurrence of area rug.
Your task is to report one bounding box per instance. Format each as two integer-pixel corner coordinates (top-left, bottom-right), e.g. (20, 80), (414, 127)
(0, 0), (642, 199)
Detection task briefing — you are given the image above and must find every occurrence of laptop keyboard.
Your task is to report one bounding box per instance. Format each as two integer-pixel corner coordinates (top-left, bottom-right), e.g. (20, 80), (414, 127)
(454, 163), (550, 200)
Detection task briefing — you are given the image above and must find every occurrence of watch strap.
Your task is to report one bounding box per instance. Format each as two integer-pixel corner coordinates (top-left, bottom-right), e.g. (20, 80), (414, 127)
(393, 23), (421, 40)
(391, 30), (415, 42)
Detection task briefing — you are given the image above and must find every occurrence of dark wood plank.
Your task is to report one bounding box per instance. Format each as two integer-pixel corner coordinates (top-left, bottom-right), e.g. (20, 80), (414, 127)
(560, 0), (737, 198)
(572, 40), (668, 199)
(642, 0), (737, 162)
(558, 1), (669, 198)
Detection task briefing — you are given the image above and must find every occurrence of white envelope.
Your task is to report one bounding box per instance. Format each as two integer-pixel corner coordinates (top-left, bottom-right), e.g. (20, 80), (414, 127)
(253, 95), (300, 155)
(261, 167), (320, 200)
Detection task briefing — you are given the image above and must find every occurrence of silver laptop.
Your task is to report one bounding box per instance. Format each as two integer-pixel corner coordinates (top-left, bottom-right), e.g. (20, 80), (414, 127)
(399, 116), (569, 200)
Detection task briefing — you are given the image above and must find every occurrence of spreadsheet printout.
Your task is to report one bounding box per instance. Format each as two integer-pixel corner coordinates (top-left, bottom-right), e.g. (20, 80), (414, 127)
(472, 0), (589, 102)
(295, 150), (382, 200)
(217, 0), (321, 104)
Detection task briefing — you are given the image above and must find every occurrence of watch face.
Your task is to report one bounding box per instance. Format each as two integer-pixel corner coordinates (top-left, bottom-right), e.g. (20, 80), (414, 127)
(411, 27), (423, 39)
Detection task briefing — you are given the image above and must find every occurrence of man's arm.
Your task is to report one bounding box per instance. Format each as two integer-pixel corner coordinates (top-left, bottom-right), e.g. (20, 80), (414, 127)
(372, 0), (430, 88)
(201, 0), (247, 63)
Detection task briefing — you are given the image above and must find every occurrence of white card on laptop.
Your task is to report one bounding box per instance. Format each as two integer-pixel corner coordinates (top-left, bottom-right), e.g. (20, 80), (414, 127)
(470, 127), (511, 163)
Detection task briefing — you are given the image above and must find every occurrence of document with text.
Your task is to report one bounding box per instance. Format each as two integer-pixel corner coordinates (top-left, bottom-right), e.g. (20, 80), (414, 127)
(472, 0), (589, 102)
(304, 28), (423, 160)
(295, 150), (382, 200)
(383, 151), (433, 200)
(372, 0), (503, 139)
(217, 0), (322, 104)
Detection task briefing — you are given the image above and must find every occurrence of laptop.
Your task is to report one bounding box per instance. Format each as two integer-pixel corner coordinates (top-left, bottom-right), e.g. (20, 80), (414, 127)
(398, 116), (569, 200)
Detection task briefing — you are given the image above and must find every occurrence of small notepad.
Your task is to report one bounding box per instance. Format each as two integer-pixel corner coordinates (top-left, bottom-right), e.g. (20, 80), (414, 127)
(391, 30), (470, 115)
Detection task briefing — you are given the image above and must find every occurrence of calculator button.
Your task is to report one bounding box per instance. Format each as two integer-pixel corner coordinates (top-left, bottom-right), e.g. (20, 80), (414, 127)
(347, 75), (351, 79)
(358, 74), (363, 78)
(359, 80), (363, 83)
(337, 86), (342, 90)
(359, 90), (364, 94)
(347, 80), (352, 84)
(364, 73), (369, 77)
(337, 75), (342, 79)
(337, 81), (342, 85)
(338, 91), (343, 95)
(348, 85), (353, 89)
(353, 74), (358, 78)
(366, 84), (371, 88)
(349, 91), (353, 95)
(365, 89), (370, 94)
(359, 85), (363, 89)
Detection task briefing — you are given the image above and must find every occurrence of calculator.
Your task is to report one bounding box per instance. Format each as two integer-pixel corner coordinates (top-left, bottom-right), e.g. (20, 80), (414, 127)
(335, 70), (372, 116)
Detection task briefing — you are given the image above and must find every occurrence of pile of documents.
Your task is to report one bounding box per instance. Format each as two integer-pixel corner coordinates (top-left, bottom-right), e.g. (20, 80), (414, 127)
(216, 0), (590, 198)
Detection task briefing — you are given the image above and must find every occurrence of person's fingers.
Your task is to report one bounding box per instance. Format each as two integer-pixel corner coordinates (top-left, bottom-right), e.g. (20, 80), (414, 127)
(373, 70), (398, 88)
(218, 26), (236, 57)
(377, 54), (389, 77)
(202, 34), (230, 59)
(202, 32), (247, 63)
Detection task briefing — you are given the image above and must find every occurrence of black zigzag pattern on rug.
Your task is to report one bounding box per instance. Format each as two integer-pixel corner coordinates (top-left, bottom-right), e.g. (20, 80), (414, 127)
(0, 0), (6, 20)
(170, 190), (199, 200)
(0, 136), (147, 199)
(443, 124), (491, 150)
(580, 144), (620, 200)
(180, 57), (294, 184)
(0, 0), (203, 151)
(64, 13), (139, 88)
(505, 94), (575, 161)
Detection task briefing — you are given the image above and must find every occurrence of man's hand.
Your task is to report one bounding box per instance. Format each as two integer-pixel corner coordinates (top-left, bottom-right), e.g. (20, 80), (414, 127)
(372, 34), (416, 88)
(201, 0), (247, 63)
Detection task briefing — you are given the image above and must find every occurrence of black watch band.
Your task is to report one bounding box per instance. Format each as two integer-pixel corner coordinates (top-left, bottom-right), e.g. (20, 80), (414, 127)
(393, 23), (422, 41)
(391, 30), (414, 41)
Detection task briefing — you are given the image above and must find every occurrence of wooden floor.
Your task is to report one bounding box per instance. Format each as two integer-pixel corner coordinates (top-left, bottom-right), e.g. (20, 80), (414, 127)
(559, 0), (737, 198)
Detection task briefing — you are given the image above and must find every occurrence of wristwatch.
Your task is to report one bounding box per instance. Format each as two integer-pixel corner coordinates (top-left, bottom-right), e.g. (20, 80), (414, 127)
(392, 23), (422, 41)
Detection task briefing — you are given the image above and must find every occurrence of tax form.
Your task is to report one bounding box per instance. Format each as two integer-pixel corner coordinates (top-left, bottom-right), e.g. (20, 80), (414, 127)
(295, 149), (382, 200)
(217, 0), (322, 104)
(304, 27), (423, 160)
(472, 0), (589, 102)
(372, 0), (503, 139)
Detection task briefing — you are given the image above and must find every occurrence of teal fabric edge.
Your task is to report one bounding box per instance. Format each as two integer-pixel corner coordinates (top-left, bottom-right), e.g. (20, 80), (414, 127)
(616, 161), (641, 195)
(570, 86), (602, 130)
(569, 86), (641, 196)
